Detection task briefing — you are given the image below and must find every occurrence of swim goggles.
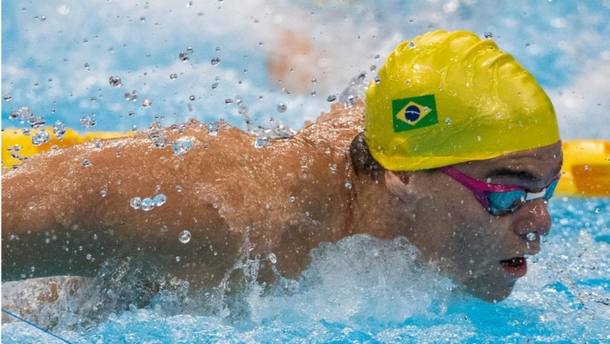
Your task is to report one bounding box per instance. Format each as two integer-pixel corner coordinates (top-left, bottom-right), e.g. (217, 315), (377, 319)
(439, 166), (560, 216)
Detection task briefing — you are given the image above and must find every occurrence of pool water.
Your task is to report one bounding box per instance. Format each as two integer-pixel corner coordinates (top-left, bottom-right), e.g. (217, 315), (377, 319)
(2, 197), (609, 343)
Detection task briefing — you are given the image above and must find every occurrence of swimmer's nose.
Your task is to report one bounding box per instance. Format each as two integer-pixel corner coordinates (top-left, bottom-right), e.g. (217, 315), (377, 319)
(513, 199), (552, 238)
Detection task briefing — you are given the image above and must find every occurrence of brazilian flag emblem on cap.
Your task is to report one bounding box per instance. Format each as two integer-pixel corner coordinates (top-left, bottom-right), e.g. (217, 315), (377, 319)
(392, 94), (438, 132)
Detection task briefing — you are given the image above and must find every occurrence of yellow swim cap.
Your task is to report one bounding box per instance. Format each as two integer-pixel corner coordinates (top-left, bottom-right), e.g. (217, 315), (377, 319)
(364, 30), (560, 171)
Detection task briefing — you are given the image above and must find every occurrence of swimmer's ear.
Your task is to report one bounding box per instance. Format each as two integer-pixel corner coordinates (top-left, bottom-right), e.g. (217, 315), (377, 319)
(384, 170), (413, 201)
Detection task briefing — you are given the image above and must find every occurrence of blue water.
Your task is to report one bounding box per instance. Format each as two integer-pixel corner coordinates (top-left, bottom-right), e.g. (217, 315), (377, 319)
(2, 197), (609, 343)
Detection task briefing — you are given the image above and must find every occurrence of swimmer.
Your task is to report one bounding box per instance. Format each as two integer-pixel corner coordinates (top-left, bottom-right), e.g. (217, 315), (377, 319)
(2, 30), (562, 303)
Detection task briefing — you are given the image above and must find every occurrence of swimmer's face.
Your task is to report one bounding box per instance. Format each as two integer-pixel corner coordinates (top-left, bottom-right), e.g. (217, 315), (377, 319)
(387, 142), (563, 302)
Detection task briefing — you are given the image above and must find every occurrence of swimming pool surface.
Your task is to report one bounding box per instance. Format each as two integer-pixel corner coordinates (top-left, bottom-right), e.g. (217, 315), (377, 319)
(2, 197), (608, 343)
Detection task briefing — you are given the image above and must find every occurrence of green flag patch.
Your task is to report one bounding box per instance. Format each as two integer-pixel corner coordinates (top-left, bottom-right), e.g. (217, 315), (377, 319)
(392, 94), (438, 132)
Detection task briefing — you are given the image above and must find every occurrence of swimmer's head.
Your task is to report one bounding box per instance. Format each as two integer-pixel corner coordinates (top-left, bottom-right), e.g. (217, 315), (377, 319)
(364, 29), (560, 171)
(351, 30), (563, 302)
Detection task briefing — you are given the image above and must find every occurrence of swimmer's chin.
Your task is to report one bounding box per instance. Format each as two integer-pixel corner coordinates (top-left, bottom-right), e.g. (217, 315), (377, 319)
(464, 281), (515, 303)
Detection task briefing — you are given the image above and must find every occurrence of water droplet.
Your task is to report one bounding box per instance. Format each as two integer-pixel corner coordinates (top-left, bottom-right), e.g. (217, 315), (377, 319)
(100, 187), (108, 197)
(224, 98), (233, 104)
(172, 137), (194, 155)
(178, 51), (190, 62)
(444, 117), (452, 125)
(32, 130), (50, 146)
(288, 196), (296, 203)
(179, 230), (191, 244)
(344, 181), (353, 189)
(80, 115), (96, 128)
(169, 73), (178, 80)
(186, 1), (193, 8)
(130, 197), (142, 209)
(152, 193), (167, 207)
(526, 232), (537, 242)
(141, 198), (155, 211)
(3, 94), (12, 102)
(148, 130), (166, 148)
(583, 164), (590, 171)
(175, 185), (183, 192)
(326, 94), (337, 102)
(29, 116), (46, 128)
(175, 256), (181, 262)
(9, 106), (33, 122)
(53, 120), (66, 139)
(124, 90), (138, 102)
(141, 98), (152, 108)
(208, 122), (219, 136)
(211, 81), (219, 89)
(86, 253), (92, 261)
(484, 32), (493, 39)
(476, 135), (482, 142)
(277, 103), (287, 113)
(210, 57), (221, 66)
(82, 159), (92, 168)
(254, 136), (268, 148)
(408, 41), (415, 48)
(268, 252), (277, 264)
(108, 75), (122, 87)
(329, 163), (337, 173)
(189, 95), (196, 101)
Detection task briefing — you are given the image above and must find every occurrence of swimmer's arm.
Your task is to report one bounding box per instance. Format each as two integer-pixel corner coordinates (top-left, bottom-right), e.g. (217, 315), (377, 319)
(1, 145), (119, 280)
(2, 131), (244, 283)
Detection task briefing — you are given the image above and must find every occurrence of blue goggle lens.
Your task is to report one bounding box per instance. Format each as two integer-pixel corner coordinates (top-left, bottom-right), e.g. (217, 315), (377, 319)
(487, 179), (559, 215)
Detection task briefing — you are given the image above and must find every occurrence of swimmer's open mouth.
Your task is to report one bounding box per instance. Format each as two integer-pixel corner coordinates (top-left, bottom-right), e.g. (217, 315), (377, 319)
(499, 257), (527, 278)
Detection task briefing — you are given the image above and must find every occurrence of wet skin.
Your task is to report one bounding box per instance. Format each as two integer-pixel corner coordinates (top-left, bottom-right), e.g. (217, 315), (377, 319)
(1, 102), (562, 302)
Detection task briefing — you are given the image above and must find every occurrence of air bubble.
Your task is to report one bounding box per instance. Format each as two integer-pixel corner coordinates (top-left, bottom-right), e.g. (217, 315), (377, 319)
(82, 159), (91, 167)
(326, 94), (337, 102)
(100, 187), (108, 197)
(526, 232), (537, 242)
(277, 103), (287, 113)
(169, 73), (178, 80)
(189, 95), (196, 101)
(141, 98), (152, 108)
(179, 230), (192, 244)
(210, 57), (221, 66)
(289, 196), (296, 203)
(484, 32), (493, 39)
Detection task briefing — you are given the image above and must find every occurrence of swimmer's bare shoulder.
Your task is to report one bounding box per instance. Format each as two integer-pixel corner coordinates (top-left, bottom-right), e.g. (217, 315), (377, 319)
(2, 103), (364, 284)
